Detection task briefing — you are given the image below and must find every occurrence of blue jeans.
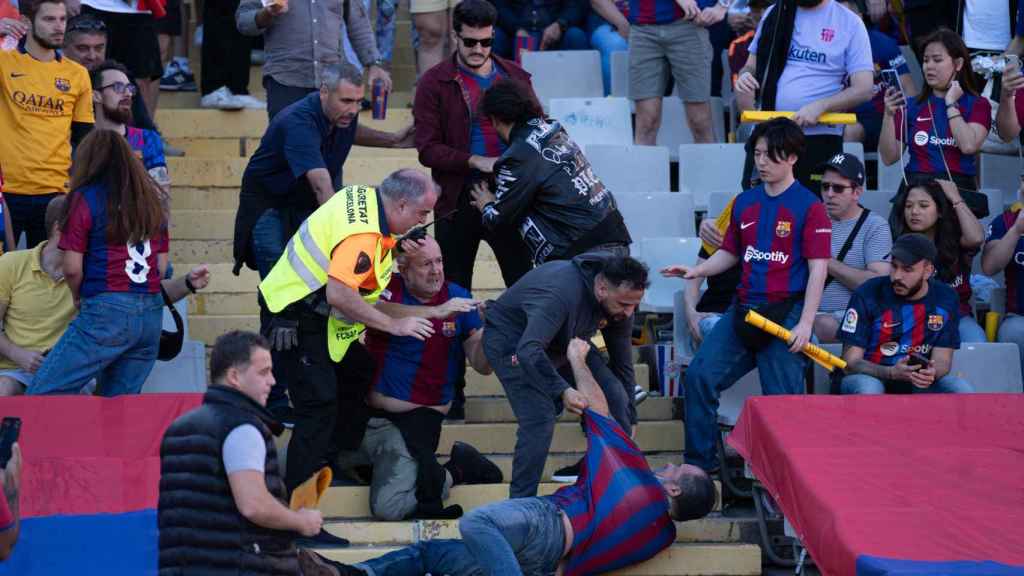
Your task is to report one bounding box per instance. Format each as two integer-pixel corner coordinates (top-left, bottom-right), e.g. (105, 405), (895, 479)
(959, 315), (987, 343)
(589, 23), (627, 95)
(997, 314), (1024, 375)
(840, 373), (974, 394)
(683, 304), (808, 471)
(357, 498), (565, 576)
(492, 26), (590, 60)
(343, 0), (397, 65)
(251, 207), (292, 409)
(29, 292), (163, 396)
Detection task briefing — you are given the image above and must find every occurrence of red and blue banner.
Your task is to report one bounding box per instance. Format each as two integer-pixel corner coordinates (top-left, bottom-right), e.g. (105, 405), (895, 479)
(0, 394), (201, 575)
(729, 395), (1024, 576)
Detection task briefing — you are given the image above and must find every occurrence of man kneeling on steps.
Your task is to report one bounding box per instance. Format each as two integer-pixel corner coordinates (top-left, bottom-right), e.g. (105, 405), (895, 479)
(301, 338), (718, 576)
(336, 235), (502, 520)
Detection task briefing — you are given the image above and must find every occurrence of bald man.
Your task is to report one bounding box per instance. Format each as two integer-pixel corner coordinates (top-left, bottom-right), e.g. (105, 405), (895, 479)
(341, 236), (501, 520)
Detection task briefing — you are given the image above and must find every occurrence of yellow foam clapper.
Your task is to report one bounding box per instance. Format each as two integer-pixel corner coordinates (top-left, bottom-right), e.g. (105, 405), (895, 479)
(740, 111), (857, 125)
(289, 466), (333, 510)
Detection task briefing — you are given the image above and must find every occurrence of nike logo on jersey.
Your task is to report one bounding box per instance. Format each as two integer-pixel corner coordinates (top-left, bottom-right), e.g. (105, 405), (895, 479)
(740, 221), (756, 230)
(882, 321), (902, 329)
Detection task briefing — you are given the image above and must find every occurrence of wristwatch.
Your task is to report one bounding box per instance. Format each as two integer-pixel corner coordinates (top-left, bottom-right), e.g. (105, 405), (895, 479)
(370, 58), (385, 69)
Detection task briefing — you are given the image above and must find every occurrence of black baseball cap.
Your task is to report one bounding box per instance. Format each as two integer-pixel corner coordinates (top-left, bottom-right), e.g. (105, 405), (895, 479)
(818, 153), (865, 187)
(889, 233), (937, 266)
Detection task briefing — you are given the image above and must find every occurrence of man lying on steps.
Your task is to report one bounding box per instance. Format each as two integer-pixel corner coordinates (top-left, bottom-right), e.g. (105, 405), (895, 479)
(299, 337), (718, 576)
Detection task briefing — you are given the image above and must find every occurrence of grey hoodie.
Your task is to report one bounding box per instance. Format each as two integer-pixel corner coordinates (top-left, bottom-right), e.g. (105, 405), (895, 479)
(483, 252), (636, 408)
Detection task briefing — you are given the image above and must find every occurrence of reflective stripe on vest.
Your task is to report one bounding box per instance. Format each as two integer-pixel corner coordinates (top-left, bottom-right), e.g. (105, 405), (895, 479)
(259, 186), (394, 362)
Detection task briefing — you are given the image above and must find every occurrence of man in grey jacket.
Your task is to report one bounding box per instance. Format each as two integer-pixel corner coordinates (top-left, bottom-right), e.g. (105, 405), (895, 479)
(236, 0), (393, 119)
(481, 253), (647, 498)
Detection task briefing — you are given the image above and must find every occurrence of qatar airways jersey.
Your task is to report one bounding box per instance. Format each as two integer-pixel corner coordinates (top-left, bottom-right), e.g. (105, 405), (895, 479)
(894, 94), (991, 177)
(838, 276), (959, 365)
(720, 181), (832, 305)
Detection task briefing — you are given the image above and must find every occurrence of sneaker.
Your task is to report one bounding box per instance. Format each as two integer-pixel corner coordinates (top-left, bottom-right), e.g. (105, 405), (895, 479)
(200, 87), (244, 110)
(445, 441), (502, 485)
(551, 459), (582, 483)
(251, 49), (266, 65)
(298, 548), (366, 576)
(634, 384), (649, 405)
(234, 93), (267, 110)
(294, 528), (350, 549)
(160, 60), (197, 92)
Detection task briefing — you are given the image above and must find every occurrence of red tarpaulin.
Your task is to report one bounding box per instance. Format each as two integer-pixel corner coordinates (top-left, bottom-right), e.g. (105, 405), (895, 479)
(728, 395), (1024, 576)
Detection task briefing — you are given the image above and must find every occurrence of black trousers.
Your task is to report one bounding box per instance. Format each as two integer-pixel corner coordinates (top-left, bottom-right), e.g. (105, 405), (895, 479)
(285, 320), (374, 491)
(6, 193), (59, 250)
(264, 76), (318, 121)
(200, 0), (252, 96)
(741, 133), (843, 197)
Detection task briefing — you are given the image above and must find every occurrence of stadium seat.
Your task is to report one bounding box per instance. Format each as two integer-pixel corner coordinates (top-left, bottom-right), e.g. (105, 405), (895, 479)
(586, 144), (671, 194)
(549, 98), (632, 147)
(811, 343), (845, 395)
(707, 190), (735, 220)
(842, 142), (865, 165)
(610, 51), (629, 99)
(657, 98), (727, 156)
(979, 188), (1005, 220)
(717, 371), (762, 426)
(900, 46), (924, 92)
(859, 190), (893, 220)
(877, 157), (906, 192)
(948, 342), (1024, 393)
(142, 339), (209, 393)
(636, 236), (701, 313)
(617, 192), (697, 242)
(520, 51), (603, 109)
(678, 143), (747, 209)
(980, 153), (1019, 197)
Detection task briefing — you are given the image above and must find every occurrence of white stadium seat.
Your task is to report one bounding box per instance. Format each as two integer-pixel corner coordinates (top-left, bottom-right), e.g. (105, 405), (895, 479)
(549, 97), (632, 147)
(586, 144), (671, 194)
(521, 50), (603, 110)
(617, 192), (696, 242)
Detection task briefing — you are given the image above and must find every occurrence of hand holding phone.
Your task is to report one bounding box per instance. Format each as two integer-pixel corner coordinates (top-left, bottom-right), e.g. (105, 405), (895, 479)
(880, 68), (904, 99)
(0, 417), (20, 469)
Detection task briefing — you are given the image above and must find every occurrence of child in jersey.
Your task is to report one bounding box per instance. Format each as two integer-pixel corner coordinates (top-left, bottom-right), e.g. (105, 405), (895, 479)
(298, 337), (717, 576)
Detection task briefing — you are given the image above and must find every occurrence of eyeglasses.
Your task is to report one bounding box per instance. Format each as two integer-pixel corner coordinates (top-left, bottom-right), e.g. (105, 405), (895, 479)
(821, 182), (854, 193)
(67, 16), (107, 33)
(458, 35), (493, 48)
(100, 82), (137, 96)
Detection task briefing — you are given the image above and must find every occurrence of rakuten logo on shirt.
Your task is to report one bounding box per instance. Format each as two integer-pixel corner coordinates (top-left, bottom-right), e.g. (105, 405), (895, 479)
(744, 246), (790, 264)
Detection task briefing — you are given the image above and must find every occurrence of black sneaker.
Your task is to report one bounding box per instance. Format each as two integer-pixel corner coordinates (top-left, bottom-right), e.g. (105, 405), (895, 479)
(445, 441), (502, 485)
(298, 548), (366, 576)
(294, 528), (350, 549)
(552, 459), (582, 483)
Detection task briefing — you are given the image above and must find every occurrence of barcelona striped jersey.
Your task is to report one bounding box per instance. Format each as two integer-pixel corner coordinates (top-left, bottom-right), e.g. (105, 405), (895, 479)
(893, 94), (991, 177)
(987, 209), (1024, 315)
(544, 409), (676, 576)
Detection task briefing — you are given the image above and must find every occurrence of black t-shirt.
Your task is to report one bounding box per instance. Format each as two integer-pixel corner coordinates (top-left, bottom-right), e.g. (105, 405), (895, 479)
(695, 246), (742, 314)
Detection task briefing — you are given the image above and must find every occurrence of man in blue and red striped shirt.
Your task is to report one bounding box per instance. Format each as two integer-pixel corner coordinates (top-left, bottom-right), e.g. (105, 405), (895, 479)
(353, 236), (502, 521)
(300, 338), (717, 576)
(838, 233), (972, 394)
(662, 118), (832, 472)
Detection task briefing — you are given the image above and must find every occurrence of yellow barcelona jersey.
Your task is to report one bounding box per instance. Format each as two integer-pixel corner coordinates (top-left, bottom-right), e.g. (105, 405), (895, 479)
(0, 42), (93, 195)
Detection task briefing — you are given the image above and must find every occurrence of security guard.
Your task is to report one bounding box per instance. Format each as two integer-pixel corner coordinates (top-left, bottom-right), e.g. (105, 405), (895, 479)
(259, 169), (438, 490)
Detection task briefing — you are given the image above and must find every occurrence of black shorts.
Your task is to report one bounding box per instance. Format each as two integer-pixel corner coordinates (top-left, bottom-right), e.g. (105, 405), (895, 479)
(154, 0), (182, 36)
(81, 5), (163, 80)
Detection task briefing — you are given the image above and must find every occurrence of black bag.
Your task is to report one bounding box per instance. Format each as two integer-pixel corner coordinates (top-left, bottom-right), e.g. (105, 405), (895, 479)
(157, 286), (184, 361)
(732, 298), (799, 352)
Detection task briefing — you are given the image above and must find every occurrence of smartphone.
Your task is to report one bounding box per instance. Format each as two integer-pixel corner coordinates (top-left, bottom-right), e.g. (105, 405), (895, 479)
(906, 352), (930, 369)
(1006, 54), (1022, 74)
(0, 417), (20, 469)
(880, 68), (904, 99)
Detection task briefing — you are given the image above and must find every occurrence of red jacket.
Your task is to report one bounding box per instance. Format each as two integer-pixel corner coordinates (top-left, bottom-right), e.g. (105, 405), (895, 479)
(413, 52), (535, 216)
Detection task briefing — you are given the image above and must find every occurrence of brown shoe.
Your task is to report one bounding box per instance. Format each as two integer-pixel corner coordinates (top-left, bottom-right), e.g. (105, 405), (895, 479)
(298, 548), (341, 576)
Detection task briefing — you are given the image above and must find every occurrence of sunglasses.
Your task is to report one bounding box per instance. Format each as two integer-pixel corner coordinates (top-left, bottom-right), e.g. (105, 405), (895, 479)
(820, 182), (854, 193)
(100, 82), (137, 96)
(459, 35), (493, 48)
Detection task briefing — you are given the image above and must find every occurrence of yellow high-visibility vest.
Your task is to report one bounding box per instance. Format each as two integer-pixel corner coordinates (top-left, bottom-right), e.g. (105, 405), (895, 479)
(259, 186), (394, 361)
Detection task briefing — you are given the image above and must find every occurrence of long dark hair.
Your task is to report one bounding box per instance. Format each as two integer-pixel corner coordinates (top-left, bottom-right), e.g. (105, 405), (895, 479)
(890, 180), (961, 282)
(67, 129), (164, 245)
(480, 80), (544, 126)
(916, 28), (978, 104)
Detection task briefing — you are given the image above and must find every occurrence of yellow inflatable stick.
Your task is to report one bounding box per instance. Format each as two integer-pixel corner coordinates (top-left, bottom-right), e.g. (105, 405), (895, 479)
(744, 310), (847, 372)
(741, 110), (857, 125)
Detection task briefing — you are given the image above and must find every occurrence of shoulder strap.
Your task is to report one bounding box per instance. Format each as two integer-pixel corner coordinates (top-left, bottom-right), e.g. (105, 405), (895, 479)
(825, 208), (871, 288)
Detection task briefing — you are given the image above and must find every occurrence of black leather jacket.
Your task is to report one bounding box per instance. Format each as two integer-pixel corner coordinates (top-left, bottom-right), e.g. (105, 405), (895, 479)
(481, 119), (631, 266)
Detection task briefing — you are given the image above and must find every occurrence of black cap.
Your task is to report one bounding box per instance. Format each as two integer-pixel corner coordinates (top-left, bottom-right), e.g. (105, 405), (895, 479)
(818, 153), (865, 187)
(889, 233), (937, 266)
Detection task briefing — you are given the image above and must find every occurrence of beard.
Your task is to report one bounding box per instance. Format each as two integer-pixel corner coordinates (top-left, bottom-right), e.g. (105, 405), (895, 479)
(104, 103), (133, 125)
(32, 29), (62, 50)
(893, 277), (925, 296)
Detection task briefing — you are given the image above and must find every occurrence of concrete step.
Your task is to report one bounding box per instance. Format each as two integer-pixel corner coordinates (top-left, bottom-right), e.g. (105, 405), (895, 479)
(322, 515), (753, 546)
(467, 452), (681, 486)
(464, 364), (650, 397)
(464, 394), (671, 423)
(315, 543), (762, 575)
(157, 108), (414, 141)
(167, 156), (425, 188)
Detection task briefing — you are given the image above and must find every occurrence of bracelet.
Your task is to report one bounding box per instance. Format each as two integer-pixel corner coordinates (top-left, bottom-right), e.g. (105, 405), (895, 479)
(185, 276), (197, 294)
(947, 113), (962, 121)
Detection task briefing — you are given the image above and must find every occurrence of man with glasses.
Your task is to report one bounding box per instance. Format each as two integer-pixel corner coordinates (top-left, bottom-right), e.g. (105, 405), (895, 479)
(89, 60), (170, 198)
(62, 14), (158, 134)
(812, 153), (892, 342)
(413, 0), (536, 419)
(0, 0), (93, 249)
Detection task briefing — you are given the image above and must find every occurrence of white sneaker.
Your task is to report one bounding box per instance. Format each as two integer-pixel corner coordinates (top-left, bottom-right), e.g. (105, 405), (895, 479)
(234, 94), (268, 110)
(200, 87), (244, 110)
